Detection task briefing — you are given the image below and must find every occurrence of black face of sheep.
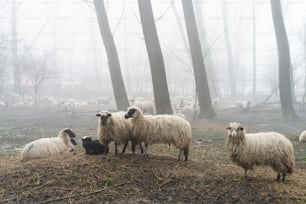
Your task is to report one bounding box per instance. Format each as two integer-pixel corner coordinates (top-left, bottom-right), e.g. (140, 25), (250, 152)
(124, 108), (138, 119)
(96, 112), (112, 125)
(81, 136), (108, 155)
(64, 128), (77, 145)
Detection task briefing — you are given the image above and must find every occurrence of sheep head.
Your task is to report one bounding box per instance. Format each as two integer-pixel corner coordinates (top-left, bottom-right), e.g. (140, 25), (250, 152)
(82, 136), (92, 142)
(96, 111), (112, 126)
(125, 106), (141, 120)
(60, 128), (77, 145)
(226, 122), (244, 139)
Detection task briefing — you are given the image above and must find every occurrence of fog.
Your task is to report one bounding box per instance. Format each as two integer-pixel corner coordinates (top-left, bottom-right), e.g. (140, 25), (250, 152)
(0, 0), (306, 112)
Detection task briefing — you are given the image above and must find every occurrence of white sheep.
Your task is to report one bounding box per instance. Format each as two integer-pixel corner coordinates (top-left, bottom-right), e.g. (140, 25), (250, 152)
(96, 111), (135, 156)
(124, 106), (192, 161)
(299, 130), (306, 143)
(226, 122), (295, 181)
(20, 128), (77, 161)
(130, 99), (155, 115)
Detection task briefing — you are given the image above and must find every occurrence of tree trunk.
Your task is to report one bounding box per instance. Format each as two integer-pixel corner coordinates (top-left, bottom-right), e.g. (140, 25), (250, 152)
(93, 0), (129, 111)
(182, 0), (215, 119)
(252, 0), (257, 99)
(270, 0), (297, 119)
(193, 0), (221, 98)
(11, 0), (20, 93)
(221, 0), (236, 97)
(303, 24), (306, 110)
(138, 0), (172, 114)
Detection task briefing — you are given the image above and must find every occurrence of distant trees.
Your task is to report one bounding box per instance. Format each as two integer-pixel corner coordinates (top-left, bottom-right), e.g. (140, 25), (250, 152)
(221, 0), (236, 97)
(181, 0), (215, 119)
(93, 0), (129, 111)
(138, 0), (173, 114)
(270, 0), (297, 118)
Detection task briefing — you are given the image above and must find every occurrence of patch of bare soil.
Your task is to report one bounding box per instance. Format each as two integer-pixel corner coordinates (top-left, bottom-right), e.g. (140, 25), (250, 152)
(0, 104), (306, 203)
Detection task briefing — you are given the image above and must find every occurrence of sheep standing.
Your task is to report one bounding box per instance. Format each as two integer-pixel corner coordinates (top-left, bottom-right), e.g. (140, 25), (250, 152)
(82, 136), (108, 155)
(299, 130), (306, 143)
(226, 122), (295, 181)
(20, 128), (77, 161)
(130, 99), (155, 115)
(124, 106), (192, 161)
(96, 111), (139, 156)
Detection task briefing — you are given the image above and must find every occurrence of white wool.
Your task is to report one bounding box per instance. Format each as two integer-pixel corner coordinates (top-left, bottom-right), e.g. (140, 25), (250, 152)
(126, 106), (192, 161)
(299, 130), (306, 143)
(20, 128), (75, 161)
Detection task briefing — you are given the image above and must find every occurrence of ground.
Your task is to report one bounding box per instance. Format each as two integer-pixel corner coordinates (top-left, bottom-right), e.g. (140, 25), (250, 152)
(0, 103), (306, 203)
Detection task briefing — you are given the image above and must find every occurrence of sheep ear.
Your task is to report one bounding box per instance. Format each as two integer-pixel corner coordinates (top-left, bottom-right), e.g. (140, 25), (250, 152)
(238, 127), (244, 131)
(96, 113), (101, 117)
(107, 112), (112, 117)
(226, 127), (231, 130)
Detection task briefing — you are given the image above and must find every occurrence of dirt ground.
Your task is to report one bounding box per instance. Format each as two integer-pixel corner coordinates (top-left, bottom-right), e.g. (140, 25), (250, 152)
(0, 103), (306, 203)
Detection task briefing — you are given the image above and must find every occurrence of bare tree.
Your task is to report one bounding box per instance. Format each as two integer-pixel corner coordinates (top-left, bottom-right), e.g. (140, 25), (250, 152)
(193, 0), (221, 98)
(93, 0), (129, 111)
(138, 0), (172, 114)
(11, 0), (21, 93)
(221, 0), (236, 97)
(181, 0), (215, 119)
(270, 0), (297, 119)
(303, 24), (306, 110)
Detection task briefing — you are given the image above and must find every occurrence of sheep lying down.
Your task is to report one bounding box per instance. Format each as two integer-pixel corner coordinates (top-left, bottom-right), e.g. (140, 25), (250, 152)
(226, 122), (295, 181)
(20, 128), (77, 161)
(82, 136), (109, 155)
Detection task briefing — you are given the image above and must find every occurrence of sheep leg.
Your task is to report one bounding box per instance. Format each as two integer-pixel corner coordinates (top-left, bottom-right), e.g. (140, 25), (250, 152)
(276, 173), (281, 181)
(122, 140), (129, 154)
(131, 140), (136, 154)
(178, 150), (182, 161)
(282, 173), (286, 182)
(139, 142), (144, 154)
(115, 143), (118, 155)
(143, 143), (149, 157)
(183, 146), (189, 161)
(244, 169), (248, 178)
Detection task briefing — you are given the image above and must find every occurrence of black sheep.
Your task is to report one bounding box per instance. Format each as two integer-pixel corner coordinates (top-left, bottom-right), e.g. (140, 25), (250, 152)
(82, 136), (109, 155)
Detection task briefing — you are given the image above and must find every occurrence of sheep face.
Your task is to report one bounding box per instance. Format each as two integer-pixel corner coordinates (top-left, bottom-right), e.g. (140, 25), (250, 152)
(227, 122), (244, 138)
(96, 111), (112, 126)
(61, 128), (77, 145)
(124, 107), (140, 119)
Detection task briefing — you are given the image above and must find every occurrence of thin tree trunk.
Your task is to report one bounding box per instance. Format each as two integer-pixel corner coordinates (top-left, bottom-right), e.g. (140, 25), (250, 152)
(182, 0), (215, 119)
(93, 0), (129, 111)
(11, 0), (20, 93)
(138, 0), (172, 114)
(252, 0), (257, 99)
(193, 0), (221, 98)
(270, 0), (297, 119)
(303, 24), (306, 110)
(221, 0), (236, 97)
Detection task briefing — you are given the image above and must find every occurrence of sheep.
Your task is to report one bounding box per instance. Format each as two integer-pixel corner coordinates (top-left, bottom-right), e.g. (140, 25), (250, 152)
(96, 111), (138, 156)
(97, 96), (112, 106)
(20, 128), (77, 161)
(226, 122), (295, 181)
(124, 106), (192, 161)
(299, 130), (306, 143)
(130, 99), (155, 115)
(82, 136), (109, 155)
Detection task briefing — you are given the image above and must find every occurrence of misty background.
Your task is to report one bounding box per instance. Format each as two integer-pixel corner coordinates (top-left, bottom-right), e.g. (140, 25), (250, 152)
(0, 0), (305, 116)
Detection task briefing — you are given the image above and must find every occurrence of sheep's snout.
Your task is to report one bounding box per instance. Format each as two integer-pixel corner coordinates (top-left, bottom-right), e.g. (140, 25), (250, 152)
(100, 116), (108, 125)
(124, 113), (131, 119)
(70, 138), (77, 145)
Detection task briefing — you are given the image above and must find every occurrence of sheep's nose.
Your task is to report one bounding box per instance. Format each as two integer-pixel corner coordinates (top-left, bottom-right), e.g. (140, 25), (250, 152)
(124, 114), (129, 119)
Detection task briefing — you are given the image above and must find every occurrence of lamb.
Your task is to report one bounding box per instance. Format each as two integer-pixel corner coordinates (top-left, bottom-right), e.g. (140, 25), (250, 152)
(82, 136), (109, 155)
(20, 128), (77, 161)
(124, 106), (192, 161)
(130, 99), (155, 114)
(226, 122), (295, 181)
(299, 130), (306, 143)
(96, 111), (137, 156)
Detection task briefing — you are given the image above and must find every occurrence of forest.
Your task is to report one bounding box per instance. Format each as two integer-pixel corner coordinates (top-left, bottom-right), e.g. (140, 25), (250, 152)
(0, 0), (305, 203)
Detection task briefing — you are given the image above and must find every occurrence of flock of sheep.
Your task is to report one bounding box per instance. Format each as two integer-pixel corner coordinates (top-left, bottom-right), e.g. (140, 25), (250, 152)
(18, 98), (306, 182)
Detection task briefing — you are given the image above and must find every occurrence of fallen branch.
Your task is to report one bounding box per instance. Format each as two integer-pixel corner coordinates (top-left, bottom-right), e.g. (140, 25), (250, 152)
(38, 181), (132, 204)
